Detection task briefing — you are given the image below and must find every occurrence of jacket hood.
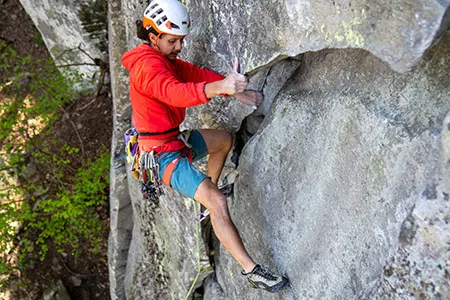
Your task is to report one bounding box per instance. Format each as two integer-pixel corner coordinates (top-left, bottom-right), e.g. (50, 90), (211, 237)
(122, 44), (166, 71)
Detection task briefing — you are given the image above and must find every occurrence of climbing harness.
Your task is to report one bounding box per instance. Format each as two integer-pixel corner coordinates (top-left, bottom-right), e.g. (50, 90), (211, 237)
(157, 130), (193, 187)
(178, 130), (192, 148)
(124, 128), (209, 300)
(124, 128), (195, 201)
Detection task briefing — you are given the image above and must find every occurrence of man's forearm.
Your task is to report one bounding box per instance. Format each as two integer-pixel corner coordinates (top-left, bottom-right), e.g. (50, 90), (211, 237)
(204, 80), (225, 99)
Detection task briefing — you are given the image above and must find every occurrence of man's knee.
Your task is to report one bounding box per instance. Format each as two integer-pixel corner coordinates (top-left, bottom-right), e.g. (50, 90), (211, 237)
(204, 186), (229, 216)
(195, 180), (229, 216)
(199, 129), (233, 155)
(209, 191), (229, 217)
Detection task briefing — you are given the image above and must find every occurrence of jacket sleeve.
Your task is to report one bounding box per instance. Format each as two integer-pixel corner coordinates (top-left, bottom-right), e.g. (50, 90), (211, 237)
(135, 58), (211, 108)
(176, 59), (225, 83)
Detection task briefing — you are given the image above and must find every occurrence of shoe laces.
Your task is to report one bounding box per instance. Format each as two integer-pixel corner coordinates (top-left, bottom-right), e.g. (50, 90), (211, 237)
(252, 265), (277, 281)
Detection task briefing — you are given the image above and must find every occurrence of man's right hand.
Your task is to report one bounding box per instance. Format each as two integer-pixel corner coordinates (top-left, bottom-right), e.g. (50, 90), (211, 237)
(220, 58), (248, 95)
(204, 58), (248, 98)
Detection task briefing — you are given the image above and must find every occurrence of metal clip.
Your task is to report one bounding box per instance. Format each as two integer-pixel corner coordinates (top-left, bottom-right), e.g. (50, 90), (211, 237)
(194, 209), (210, 223)
(179, 131), (192, 148)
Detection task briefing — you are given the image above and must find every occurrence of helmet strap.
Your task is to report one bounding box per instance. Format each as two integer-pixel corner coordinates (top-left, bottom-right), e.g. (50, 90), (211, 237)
(155, 33), (162, 52)
(149, 31), (162, 53)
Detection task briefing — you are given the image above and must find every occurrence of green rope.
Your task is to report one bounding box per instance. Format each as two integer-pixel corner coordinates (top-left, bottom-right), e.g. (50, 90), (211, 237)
(184, 199), (202, 300)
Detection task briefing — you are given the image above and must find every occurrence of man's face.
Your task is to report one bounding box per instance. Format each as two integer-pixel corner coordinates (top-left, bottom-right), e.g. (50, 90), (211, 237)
(150, 33), (185, 60)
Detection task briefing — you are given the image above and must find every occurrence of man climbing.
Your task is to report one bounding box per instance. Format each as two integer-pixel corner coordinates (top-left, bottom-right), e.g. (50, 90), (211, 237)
(122, 0), (289, 293)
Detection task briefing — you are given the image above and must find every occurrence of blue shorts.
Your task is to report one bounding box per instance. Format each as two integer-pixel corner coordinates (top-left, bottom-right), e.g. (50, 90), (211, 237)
(158, 130), (209, 199)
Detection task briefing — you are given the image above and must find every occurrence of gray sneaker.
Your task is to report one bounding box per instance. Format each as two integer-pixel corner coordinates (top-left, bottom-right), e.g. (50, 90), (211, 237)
(242, 264), (289, 293)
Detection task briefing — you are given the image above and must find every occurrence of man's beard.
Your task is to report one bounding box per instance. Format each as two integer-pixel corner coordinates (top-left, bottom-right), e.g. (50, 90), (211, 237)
(168, 52), (180, 60)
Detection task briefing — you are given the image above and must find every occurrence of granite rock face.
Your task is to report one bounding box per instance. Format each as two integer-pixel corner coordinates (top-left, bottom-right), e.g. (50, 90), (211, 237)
(107, 1), (134, 299)
(185, 0), (450, 73)
(211, 31), (450, 300)
(359, 111), (450, 299)
(19, 0), (107, 88)
(124, 180), (213, 299)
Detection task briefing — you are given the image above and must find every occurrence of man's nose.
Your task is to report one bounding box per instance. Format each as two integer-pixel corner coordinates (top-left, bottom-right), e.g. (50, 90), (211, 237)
(175, 40), (182, 51)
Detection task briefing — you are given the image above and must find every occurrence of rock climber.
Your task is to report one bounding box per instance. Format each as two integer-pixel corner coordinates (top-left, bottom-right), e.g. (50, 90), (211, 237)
(121, 0), (289, 293)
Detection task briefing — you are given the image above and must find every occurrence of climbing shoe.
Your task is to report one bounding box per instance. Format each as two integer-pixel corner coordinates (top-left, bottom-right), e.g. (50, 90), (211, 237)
(218, 183), (234, 197)
(242, 264), (289, 293)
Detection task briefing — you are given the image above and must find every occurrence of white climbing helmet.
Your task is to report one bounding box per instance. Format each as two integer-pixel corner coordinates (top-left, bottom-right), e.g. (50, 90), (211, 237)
(142, 0), (190, 36)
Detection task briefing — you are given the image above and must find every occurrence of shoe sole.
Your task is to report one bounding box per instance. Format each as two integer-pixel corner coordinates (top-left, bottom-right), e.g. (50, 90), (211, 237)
(249, 279), (290, 293)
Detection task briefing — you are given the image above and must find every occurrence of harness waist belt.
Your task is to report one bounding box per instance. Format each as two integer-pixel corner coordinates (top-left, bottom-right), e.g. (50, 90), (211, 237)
(139, 126), (179, 137)
(139, 137), (177, 146)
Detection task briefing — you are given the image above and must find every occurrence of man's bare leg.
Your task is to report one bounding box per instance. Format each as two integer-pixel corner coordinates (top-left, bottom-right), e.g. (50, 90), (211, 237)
(194, 179), (256, 273)
(195, 129), (256, 272)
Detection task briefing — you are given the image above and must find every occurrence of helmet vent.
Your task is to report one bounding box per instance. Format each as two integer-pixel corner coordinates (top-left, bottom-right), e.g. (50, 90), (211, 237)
(151, 8), (163, 19)
(156, 15), (167, 26)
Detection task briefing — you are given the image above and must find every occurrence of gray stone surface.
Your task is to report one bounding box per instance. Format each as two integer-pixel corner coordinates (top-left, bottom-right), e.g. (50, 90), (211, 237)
(42, 280), (71, 300)
(19, 0), (106, 88)
(124, 181), (213, 299)
(211, 32), (450, 299)
(107, 0), (134, 299)
(358, 111), (450, 299)
(203, 274), (225, 300)
(185, 0), (450, 74)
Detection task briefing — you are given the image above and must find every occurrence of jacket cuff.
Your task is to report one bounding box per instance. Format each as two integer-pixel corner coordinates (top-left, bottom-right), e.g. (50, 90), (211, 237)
(197, 82), (211, 103)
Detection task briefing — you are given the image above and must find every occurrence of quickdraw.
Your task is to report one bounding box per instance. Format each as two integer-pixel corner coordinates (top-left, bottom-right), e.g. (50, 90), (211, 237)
(138, 150), (164, 202)
(124, 128), (164, 202)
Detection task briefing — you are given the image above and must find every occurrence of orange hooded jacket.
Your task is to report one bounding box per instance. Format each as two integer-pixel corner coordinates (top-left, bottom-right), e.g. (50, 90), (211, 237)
(122, 44), (225, 142)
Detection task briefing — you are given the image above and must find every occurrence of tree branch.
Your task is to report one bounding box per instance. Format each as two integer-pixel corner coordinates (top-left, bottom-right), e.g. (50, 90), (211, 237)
(56, 63), (98, 68)
(54, 44), (109, 97)
(59, 253), (96, 277)
(70, 120), (85, 158)
(58, 105), (85, 158)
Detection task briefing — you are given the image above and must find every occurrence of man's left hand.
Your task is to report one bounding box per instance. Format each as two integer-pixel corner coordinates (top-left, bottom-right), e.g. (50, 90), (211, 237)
(234, 90), (263, 107)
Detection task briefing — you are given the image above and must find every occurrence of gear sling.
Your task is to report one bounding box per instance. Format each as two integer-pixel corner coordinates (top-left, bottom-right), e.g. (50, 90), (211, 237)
(124, 127), (193, 200)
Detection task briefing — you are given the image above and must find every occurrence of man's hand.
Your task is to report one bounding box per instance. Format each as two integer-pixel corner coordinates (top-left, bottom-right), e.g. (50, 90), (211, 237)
(234, 89), (263, 107)
(220, 58), (247, 95)
(204, 58), (249, 98)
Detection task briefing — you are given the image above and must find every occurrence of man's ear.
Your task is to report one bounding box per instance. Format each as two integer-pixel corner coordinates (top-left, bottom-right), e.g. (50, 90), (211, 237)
(148, 32), (158, 46)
